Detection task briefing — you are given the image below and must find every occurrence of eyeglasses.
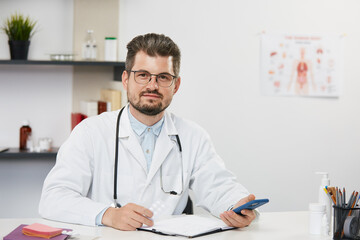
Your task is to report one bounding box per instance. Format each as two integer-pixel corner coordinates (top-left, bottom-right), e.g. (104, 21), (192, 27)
(129, 70), (177, 87)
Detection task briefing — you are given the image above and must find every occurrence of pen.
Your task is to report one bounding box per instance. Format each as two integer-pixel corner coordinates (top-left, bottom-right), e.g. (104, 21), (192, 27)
(340, 189), (343, 207)
(351, 192), (358, 209)
(348, 191), (355, 208)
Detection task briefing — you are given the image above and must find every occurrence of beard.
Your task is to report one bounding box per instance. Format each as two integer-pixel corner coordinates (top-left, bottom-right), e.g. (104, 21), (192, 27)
(128, 90), (171, 116)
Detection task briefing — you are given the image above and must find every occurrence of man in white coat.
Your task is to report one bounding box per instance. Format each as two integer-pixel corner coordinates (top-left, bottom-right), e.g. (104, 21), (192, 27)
(39, 33), (256, 231)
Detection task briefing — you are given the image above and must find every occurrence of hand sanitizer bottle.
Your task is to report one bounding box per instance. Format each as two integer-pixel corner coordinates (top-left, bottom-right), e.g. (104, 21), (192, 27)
(316, 172), (331, 230)
(321, 214), (329, 236)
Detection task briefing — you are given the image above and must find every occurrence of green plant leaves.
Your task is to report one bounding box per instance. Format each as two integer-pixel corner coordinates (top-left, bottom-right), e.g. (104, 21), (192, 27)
(1, 13), (37, 41)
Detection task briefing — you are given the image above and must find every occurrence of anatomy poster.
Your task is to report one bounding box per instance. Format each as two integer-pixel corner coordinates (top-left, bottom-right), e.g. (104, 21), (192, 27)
(260, 33), (343, 97)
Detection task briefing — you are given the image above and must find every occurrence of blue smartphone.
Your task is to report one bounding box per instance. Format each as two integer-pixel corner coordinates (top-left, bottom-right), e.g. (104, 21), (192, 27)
(232, 199), (269, 215)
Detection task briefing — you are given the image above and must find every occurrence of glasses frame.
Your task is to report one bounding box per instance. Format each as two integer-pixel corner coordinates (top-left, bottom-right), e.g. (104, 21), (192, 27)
(128, 70), (177, 88)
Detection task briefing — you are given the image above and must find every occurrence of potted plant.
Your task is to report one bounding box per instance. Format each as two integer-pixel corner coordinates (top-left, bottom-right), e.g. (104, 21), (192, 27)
(1, 13), (37, 60)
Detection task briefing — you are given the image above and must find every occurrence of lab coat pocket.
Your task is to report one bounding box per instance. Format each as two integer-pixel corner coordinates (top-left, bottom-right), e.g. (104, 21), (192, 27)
(161, 172), (186, 195)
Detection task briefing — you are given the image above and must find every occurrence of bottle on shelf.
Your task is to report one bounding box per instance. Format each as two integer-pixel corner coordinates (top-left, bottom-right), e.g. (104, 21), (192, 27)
(82, 30), (97, 60)
(19, 120), (32, 150)
(104, 37), (117, 61)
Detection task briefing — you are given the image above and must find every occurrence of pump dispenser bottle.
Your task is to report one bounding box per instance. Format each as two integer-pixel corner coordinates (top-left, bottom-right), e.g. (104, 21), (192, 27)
(315, 172), (331, 231)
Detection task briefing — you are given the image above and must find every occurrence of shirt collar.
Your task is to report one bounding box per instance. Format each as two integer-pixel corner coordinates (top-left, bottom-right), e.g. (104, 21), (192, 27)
(128, 107), (164, 137)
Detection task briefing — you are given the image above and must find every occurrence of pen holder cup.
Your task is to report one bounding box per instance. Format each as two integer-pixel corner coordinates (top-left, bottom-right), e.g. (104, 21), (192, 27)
(333, 206), (360, 239)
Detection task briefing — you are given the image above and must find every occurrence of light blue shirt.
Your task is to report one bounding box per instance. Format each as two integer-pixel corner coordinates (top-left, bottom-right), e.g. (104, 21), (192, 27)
(95, 108), (164, 225)
(128, 108), (164, 172)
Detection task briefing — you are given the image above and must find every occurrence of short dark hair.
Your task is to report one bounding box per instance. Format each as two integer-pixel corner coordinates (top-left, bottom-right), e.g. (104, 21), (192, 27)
(125, 33), (181, 77)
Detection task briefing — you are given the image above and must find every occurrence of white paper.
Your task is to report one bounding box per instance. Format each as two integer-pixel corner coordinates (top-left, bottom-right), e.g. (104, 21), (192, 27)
(140, 215), (233, 237)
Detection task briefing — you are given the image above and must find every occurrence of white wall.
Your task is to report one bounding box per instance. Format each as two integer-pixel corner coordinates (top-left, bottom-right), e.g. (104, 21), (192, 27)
(0, 0), (73, 148)
(0, 0), (73, 217)
(0, 159), (55, 218)
(119, 0), (360, 212)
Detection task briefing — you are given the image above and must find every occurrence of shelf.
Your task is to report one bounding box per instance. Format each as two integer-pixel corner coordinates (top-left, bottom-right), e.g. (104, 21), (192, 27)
(0, 59), (125, 81)
(0, 148), (58, 160)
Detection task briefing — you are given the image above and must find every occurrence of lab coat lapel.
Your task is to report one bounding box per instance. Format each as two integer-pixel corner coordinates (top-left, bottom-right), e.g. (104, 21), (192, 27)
(125, 134), (147, 172)
(146, 112), (178, 184)
(119, 106), (147, 173)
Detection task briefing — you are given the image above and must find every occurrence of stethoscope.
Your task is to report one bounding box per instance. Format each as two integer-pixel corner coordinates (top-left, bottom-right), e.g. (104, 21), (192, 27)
(113, 107), (184, 208)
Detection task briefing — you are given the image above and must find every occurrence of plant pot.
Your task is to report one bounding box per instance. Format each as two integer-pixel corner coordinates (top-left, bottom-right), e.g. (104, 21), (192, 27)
(8, 40), (30, 60)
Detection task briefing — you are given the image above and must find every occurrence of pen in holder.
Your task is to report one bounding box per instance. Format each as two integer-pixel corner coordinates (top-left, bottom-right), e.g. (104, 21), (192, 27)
(333, 205), (360, 239)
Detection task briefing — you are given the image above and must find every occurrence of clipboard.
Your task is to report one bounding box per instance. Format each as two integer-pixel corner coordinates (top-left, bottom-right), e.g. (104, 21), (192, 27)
(138, 226), (235, 238)
(138, 215), (235, 238)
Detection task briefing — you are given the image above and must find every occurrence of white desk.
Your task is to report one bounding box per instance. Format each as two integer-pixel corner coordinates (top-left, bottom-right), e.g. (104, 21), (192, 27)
(0, 212), (332, 240)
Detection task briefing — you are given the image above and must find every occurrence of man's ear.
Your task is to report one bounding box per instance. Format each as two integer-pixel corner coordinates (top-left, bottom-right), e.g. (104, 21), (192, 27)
(122, 70), (129, 90)
(173, 77), (181, 94)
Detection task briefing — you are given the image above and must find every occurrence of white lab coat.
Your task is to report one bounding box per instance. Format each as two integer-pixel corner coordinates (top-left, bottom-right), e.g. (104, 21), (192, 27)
(39, 105), (250, 226)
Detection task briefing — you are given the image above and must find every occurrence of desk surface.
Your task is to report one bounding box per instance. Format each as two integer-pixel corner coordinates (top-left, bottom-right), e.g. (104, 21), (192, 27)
(0, 212), (331, 240)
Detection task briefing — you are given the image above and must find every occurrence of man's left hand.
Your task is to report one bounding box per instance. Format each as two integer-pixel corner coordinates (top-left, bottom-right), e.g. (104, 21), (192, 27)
(220, 194), (256, 228)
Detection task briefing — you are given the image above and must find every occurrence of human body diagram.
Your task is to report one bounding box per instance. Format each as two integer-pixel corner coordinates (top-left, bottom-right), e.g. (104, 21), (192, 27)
(288, 48), (316, 95)
(261, 33), (342, 98)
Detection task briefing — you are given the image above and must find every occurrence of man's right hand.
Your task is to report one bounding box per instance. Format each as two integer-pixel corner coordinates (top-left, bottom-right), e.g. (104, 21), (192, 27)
(102, 203), (154, 231)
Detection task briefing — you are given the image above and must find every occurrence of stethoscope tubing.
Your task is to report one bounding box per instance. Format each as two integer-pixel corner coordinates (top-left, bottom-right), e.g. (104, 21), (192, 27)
(113, 107), (124, 207)
(113, 107), (183, 208)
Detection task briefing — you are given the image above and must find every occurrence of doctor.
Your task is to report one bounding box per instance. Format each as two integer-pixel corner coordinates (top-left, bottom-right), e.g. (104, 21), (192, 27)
(39, 33), (256, 231)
